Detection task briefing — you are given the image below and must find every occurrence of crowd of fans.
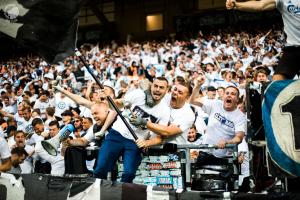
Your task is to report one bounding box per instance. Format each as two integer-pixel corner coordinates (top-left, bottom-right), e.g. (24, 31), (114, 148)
(0, 26), (288, 187)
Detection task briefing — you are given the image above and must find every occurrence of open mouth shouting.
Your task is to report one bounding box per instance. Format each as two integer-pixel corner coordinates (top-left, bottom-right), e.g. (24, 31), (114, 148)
(225, 98), (232, 104)
(224, 97), (236, 111)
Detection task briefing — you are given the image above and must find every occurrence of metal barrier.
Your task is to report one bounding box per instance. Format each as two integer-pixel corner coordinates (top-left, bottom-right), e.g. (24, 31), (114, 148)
(148, 144), (238, 189)
(85, 144), (238, 190)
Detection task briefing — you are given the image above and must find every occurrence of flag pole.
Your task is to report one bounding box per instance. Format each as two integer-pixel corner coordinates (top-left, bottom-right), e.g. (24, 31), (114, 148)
(75, 50), (138, 140)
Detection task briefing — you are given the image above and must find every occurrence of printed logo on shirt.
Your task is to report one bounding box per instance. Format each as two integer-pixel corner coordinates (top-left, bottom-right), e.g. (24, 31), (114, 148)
(287, 0), (300, 14)
(214, 113), (234, 129)
(132, 106), (158, 128)
(58, 102), (66, 109)
(17, 121), (23, 126)
(25, 124), (34, 133)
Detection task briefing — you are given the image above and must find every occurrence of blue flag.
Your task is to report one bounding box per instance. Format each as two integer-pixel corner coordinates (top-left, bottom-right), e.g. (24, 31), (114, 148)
(262, 80), (300, 177)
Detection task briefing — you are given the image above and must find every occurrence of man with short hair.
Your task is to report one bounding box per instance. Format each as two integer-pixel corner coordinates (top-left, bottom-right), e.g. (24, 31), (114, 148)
(190, 76), (246, 161)
(11, 131), (35, 173)
(33, 90), (54, 119)
(82, 117), (93, 136)
(61, 110), (73, 127)
(132, 81), (195, 146)
(2, 95), (14, 114)
(33, 120), (65, 175)
(7, 147), (28, 174)
(93, 77), (171, 183)
(29, 118), (47, 145)
(206, 86), (217, 100)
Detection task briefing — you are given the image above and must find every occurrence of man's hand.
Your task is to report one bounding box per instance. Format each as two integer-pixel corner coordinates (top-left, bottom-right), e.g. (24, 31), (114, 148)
(95, 89), (108, 101)
(194, 74), (205, 87)
(136, 138), (147, 148)
(65, 138), (72, 146)
(53, 84), (63, 92)
(217, 139), (227, 149)
(190, 150), (199, 160)
(41, 131), (49, 138)
(226, 0), (236, 10)
(94, 130), (106, 140)
(129, 116), (147, 128)
(238, 152), (245, 164)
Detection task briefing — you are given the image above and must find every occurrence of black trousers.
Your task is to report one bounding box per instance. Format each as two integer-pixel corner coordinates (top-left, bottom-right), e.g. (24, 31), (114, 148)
(64, 146), (90, 174)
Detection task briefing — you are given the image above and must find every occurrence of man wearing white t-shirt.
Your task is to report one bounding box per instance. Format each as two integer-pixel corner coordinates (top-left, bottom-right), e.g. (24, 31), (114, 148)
(33, 91), (54, 119)
(131, 81), (195, 146)
(10, 131), (35, 174)
(33, 121), (65, 175)
(94, 77), (170, 183)
(190, 76), (246, 161)
(54, 92), (76, 118)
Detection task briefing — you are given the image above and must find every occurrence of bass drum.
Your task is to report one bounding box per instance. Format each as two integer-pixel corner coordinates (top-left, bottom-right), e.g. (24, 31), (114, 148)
(191, 164), (238, 191)
(191, 177), (228, 191)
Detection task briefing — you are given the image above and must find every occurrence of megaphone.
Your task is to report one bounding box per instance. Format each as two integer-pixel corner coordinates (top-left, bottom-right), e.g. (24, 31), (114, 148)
(41, 124), (75, 156)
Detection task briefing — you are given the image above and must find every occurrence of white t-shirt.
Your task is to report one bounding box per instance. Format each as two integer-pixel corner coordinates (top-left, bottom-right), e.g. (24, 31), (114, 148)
(112, 89), (171, 141)
(20, 118), (34, 134)
(54, 94), (76, 117)
(20, 145), (35, 174)
(238, 138), (249, 185)
(202, 99), (246, 158)
(3, 104), (14, 114)
(34, 141), (65, 175)
(14, 113), (25, 131)
(34, 99), (53, 117)
(276, 0), (300, 46)
(83, 126), (95, 143)
(79, 105), (93, 119)
(26, 133), (44, 146)
(164, 102), (195, 145)
(0, 137), (11, 165)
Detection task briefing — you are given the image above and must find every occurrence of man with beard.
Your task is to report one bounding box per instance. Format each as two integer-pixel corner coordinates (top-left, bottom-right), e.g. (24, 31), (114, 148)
(93, 77), (170, 183)
(7, 147), (28, 174)
(190, 76), (246, 163)
(130, 81), (195, 146)
(0, 104), (33, 135)
(10, 131), (35, 173)
(33, 121), (65, 175)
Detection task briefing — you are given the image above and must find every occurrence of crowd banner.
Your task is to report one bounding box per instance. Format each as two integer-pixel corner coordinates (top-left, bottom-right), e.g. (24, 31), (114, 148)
(2, 172), (299, 199)
(262, 80), (300, 177)
(0, 0), (85, 63)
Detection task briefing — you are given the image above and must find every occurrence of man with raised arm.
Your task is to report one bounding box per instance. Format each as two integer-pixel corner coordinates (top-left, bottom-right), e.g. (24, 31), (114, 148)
(190, 75), (246, 163)
(226, 0), (300, 80)
(93, 77), (170, 183)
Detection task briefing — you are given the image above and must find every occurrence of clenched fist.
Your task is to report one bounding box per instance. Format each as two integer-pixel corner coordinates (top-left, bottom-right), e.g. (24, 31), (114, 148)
(226, 0), (236, 10)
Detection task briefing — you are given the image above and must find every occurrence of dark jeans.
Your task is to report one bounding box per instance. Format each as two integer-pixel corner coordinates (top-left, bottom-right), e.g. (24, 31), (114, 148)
(93, 129), (142, 183)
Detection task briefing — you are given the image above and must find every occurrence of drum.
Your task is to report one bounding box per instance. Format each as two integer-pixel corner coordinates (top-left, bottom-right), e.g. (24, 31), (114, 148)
(192, 164), (238, 191)
(192, 177), (228, 191)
